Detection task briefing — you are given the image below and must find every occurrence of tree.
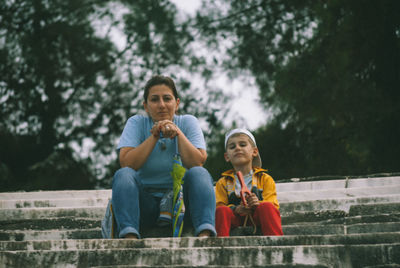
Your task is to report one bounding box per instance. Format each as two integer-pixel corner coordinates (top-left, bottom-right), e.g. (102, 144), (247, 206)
(197, 0), (400, 180)
(0, 0), (227, 191)
(1, 0), (120, 190)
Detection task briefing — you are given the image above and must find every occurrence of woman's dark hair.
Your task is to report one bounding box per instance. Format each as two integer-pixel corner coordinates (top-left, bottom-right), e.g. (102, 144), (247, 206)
(143, 75), (179, 102)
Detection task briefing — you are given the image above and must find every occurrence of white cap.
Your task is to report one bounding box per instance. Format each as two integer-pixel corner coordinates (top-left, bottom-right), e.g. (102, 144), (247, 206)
(224, 128), (262, 167)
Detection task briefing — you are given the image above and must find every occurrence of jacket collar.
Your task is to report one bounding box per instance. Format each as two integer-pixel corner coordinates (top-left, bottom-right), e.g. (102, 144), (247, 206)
(221, 167), (267, 180)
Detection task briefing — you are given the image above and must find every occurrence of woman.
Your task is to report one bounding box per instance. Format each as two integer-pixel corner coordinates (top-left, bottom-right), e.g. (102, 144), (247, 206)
(110, 75), (216, 238)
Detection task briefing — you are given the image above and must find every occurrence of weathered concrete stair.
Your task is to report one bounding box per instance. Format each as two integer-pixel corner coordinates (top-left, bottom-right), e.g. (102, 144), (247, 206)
(0, 175), (399, 267)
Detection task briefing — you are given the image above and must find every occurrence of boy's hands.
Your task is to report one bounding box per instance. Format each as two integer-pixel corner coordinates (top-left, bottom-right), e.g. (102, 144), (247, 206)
(234, 204), (253, 216)
(234, 193), (260, 216)
(246, 193), (260, 209)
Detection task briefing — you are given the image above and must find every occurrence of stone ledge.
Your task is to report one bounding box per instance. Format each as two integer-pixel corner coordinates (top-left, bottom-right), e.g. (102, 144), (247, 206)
(1, 243), (399, 267)
(1, 176), (399, 267)
(1, 233), (400, 251)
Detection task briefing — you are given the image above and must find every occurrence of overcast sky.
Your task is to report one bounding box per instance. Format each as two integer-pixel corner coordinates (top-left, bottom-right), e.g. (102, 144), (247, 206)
(170, 0), (269, 130)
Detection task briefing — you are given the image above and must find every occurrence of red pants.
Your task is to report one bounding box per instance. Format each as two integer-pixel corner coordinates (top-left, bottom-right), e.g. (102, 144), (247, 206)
(215, 202), (284, 237)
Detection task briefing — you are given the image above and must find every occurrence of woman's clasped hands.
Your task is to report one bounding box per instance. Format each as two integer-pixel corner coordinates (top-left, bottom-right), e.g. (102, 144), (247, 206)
(151, 120), (180, 139)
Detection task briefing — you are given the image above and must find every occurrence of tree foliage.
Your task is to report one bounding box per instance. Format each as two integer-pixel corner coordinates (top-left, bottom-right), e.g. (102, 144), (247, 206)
(199, 0), (400, 180)
(0, 0), (227, 191)
(3, 0), (398, 191)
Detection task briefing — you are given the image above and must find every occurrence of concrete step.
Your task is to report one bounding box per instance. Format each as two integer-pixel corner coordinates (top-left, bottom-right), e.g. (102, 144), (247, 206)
(0, 198), (398, 241)
(0, 206), (105, 220)
(1, 233), (399, 251)
(276, 176), (400, 192)
(1, 211), (398, 241)
(1, 204), (396, 227)
(2, 194), (399, 223)
(0, 175), (399, 267)
(278, 184), (400, 202)
(0, 198), (109, 209)
(1, 233), (399, 267)
(1, 241), (399, 267)
(0, 176), (398, 209)
(1, 184), (398, 209)
(93, 264), (327, 268)
(0, 224), (347, 241)
(0, 228), (101, 242)
(0, 217), (99, 231)
(0, 190), (111, 200)
(283, 203), (400, 224)
(0, 224), (352, 240)
(93, 264), (332, 268)
(349, 202), (400, 216)
(347, 222), (400, 234)
(283, 221), (400, 236)
(280, 194), (400, 215)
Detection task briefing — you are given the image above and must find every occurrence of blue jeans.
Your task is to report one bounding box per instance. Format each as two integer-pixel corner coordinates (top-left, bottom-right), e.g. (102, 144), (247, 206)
(111, 166), (216, 238)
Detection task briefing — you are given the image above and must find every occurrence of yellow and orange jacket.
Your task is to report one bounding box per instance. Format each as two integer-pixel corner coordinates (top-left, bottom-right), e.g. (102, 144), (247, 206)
(215, 167), (280, 210)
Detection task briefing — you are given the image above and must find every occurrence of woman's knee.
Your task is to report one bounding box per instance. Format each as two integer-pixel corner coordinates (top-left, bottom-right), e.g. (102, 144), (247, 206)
(184, 166), (213, 186)
(112, 167), (139, 187)
(185, 166), (207, 176)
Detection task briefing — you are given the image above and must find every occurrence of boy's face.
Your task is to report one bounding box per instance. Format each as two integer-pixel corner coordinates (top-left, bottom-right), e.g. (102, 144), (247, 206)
(224, 134), (258, 167)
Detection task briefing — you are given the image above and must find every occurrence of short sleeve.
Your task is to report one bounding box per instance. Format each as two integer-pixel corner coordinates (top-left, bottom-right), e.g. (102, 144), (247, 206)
(117, 115), (146, 149)
(179, 115), (206, 150)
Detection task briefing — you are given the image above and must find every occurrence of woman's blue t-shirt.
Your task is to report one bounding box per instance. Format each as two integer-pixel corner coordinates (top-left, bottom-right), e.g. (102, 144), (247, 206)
(117, 114), (206, 190)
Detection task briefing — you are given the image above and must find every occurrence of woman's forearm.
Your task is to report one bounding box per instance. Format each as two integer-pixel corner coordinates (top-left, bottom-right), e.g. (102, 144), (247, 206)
(119, 135), (158, 170)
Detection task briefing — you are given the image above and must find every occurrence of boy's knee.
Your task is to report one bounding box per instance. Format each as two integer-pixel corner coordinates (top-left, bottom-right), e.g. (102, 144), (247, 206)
(259, 202), (274, 208)
(257, 202), (278, 212)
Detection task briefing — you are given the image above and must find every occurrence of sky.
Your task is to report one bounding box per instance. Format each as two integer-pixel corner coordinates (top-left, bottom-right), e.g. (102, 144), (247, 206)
(103, 0), (269, 130)
(170, 0), (269, 130)
(81, 0), (270, 174)
(170, 0), (201, 14)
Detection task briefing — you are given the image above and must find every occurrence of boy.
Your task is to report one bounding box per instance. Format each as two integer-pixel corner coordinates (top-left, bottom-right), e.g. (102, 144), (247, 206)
(215, 128), (283, 236)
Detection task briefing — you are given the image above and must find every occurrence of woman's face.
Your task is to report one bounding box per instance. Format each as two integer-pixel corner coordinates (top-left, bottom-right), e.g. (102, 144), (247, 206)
(143, 84), (180, 122)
